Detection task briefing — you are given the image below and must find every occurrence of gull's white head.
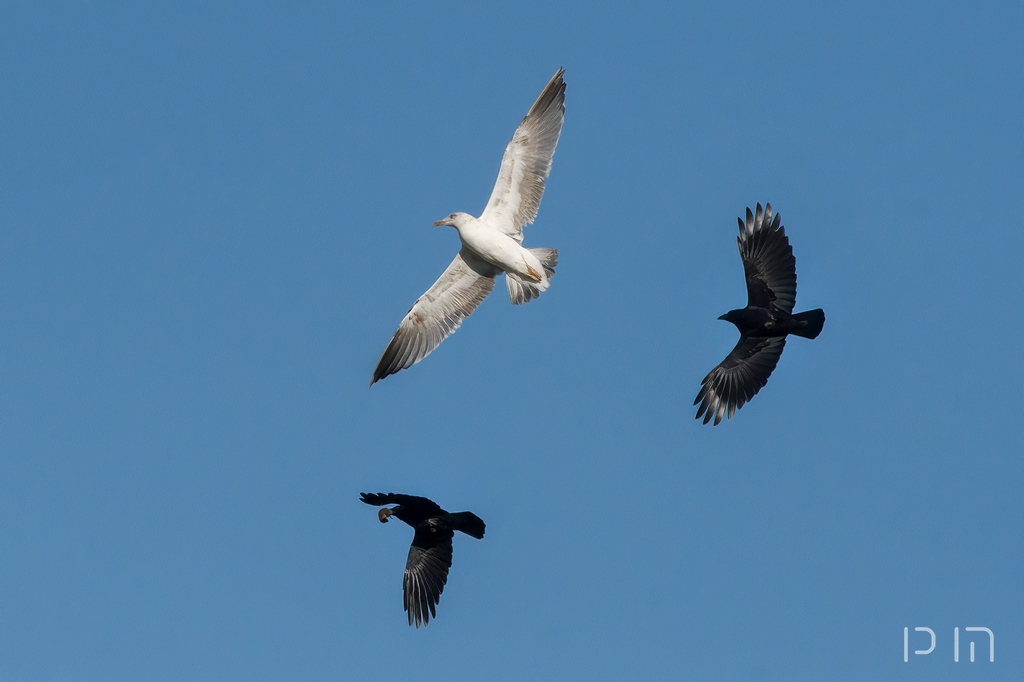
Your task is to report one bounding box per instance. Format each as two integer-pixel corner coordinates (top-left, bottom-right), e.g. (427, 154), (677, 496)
(432, 212), (472, 229)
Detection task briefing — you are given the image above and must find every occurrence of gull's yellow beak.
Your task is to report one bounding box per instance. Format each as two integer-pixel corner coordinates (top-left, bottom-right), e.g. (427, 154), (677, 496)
(432, 219), (445, 227)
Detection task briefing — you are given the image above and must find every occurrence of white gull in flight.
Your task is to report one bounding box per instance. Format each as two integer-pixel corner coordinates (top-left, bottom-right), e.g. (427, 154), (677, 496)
(371, 68), (566, 385)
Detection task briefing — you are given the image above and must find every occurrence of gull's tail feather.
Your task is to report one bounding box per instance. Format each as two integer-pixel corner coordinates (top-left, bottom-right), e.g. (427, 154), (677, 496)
(507, 248), (558, 304)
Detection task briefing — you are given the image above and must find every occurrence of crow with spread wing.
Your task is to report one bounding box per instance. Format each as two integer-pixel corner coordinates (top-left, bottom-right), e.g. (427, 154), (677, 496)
(360, 492), (485, 627)
(695, 203), (825, 425)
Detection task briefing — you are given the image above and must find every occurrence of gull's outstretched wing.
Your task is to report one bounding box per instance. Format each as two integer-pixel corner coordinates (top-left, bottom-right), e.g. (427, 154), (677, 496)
(738, 203), (797, 313)
(371, 249), (500, 385)
(404, 526), (454, 628)
(479, 68), (566, 242)
(694, 336), (787, 425)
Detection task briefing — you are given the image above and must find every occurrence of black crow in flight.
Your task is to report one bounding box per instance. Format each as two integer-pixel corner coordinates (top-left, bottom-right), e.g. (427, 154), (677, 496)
(694, 203), (825, 425)
(360, 492), (485, 627)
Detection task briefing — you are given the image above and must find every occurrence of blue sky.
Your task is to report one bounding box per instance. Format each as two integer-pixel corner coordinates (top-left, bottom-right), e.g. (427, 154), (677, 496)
(1, 1), (1021, 680)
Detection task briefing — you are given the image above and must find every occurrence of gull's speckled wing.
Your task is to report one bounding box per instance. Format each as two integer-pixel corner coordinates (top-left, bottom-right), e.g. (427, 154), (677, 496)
(479, 68), (566, 243)
(371, 249), (501, 385)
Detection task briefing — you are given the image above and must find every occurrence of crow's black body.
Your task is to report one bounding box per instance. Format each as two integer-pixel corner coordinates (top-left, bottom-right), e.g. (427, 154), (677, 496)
(359, 492), (485, 627)
(694, 203), (825, 425)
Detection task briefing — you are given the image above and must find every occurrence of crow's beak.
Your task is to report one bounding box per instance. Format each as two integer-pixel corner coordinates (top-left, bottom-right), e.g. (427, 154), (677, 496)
(717, 314), (728, 321)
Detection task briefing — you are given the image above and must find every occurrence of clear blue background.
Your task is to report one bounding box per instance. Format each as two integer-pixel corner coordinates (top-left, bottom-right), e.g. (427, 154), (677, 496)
(2, 1), (1021, 680)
